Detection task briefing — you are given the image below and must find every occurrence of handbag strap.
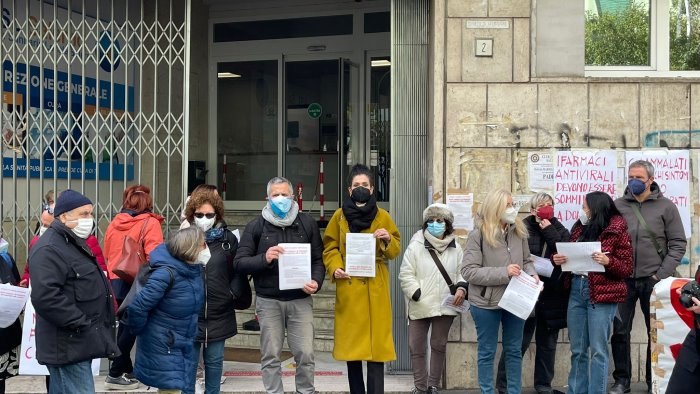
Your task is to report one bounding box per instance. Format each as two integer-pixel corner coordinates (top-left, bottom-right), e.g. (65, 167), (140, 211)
(427, 248), (454, 288)
(630, 204), (665, 259)
(136, 217), (151, 257)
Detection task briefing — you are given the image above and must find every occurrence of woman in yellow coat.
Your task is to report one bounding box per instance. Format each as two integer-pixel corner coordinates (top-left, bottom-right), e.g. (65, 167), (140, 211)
(323, 163), (401, 394)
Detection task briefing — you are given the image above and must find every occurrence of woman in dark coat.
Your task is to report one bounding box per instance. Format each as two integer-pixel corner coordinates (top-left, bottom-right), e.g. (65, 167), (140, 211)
(128, 228), (206, 393)
(496, 192), (570, 394)
(182, 191), (240, 394)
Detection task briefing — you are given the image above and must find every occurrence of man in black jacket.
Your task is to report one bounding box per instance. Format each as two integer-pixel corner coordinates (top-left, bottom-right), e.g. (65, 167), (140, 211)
(29, 190), (119, 394)
(234, 176), (325, 394)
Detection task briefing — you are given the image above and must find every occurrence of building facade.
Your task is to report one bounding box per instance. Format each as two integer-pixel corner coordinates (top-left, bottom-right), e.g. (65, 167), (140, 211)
(1, 0), (698, 389)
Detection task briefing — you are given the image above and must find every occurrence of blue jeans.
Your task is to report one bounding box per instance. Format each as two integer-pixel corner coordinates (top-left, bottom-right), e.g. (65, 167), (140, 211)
(182, 340), (225, 394)
(567, 276), (617, 394)
(47, 360), (94, 394)
(470, 305), (525, 394)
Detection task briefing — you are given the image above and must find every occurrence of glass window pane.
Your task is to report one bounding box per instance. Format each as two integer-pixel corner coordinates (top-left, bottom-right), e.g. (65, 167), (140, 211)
(670, 0), (700, 70)
(364, 12), (390, 33)
(217, 61), (278, 201)
(285, 60), (339, 205)
(214, 15), (353, 42)
(585, 0), (651, 66)
(369, 56), (390, 202)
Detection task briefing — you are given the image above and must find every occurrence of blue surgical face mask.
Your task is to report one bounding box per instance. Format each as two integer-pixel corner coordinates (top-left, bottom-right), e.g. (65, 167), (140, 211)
(0, 239), (7, 254)
(426, 221), (446, 238)
(270, 196), (293, 217)
(628, 179), (647, 196)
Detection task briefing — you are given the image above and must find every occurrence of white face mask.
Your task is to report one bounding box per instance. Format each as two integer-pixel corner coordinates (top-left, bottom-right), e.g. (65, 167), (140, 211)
(39, 226), (48, 237)
(71, 218), (93, 239)
(197, 247), (211, 265)
(501, 207), (518, 224)
(579, 208), (590, 225)
(194, 216), (216, 232)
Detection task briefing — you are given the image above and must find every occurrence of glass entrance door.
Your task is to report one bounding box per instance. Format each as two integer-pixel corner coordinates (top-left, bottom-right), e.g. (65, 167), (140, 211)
(215, 55), (385, 211)
(284, 59), (340, 208)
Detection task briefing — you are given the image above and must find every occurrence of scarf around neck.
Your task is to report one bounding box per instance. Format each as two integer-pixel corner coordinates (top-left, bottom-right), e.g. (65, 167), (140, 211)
(424, 230), (455, 253)
(262, 201), (299, 228)
(342, 193), (378, 233)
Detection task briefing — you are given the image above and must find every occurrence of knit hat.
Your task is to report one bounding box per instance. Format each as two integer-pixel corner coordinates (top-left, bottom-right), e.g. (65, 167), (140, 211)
(422, 203), (454, 223)
(53, 189), (93, 217)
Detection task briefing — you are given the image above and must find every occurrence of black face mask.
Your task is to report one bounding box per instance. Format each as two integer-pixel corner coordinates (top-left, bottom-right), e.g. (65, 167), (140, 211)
(351, 187), (372, 203)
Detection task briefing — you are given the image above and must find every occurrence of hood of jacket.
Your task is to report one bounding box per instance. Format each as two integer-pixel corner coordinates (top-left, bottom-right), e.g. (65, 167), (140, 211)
(148, 244), (202, 280)
(110, 212), (164, 232)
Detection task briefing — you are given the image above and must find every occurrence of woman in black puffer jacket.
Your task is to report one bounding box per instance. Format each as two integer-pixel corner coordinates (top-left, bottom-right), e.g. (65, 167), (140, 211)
(496, 192), (570, 394)
(182, 191), (241, 394)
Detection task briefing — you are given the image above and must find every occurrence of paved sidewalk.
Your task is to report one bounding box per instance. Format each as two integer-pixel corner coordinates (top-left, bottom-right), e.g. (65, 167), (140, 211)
(3, 350), (653, 394)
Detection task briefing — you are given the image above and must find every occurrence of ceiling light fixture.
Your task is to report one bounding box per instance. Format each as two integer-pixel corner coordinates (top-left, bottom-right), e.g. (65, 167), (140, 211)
(217, 72), (241, 78)
(371, 59), (391, 67)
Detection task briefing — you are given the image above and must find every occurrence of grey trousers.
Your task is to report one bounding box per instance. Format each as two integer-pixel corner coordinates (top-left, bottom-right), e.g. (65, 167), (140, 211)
(256, 296), (315, 394)
(408, 315), (456, 391)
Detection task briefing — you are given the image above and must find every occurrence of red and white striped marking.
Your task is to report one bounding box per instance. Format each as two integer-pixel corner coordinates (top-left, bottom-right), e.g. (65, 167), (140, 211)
(319, 156), (325, 220)
(222, 155), (227, 200)
(297, 182), (303, 211)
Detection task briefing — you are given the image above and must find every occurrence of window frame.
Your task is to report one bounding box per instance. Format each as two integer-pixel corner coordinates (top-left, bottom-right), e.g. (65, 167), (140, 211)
(585, 0), (700, 77)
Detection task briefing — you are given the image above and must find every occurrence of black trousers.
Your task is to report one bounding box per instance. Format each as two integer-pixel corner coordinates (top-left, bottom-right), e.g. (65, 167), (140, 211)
(496, 314), (560, 392)
(611, 277), (655, 387)
(666, 331), (700, 394)
(109, 285), (137, 378)
(347, 361), (383, 394)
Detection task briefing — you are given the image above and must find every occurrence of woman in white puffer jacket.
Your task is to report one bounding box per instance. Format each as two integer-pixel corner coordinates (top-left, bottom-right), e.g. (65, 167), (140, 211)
(399, 203), (468, 394)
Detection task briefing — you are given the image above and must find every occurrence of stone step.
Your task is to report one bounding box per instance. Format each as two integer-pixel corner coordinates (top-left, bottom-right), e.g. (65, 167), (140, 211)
(236, 309), (336, 331)
(235, 292), (336, 312)
(227, 329), (335, 353)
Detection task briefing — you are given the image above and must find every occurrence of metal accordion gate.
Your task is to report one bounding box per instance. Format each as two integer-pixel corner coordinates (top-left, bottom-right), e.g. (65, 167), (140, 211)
(0, 0), (191, 262)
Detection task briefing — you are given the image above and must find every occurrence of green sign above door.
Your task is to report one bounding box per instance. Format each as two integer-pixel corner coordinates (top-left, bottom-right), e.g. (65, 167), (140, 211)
(307, 102), (323, 119)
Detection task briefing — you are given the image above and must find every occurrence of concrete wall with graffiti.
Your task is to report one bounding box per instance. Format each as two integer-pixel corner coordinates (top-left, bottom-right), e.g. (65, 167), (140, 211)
(431, 0), (700, 389)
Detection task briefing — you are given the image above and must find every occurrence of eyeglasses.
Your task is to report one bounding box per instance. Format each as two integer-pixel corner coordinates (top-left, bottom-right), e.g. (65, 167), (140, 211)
(194, 212), (216, 219)
(43, 204), (54, 215)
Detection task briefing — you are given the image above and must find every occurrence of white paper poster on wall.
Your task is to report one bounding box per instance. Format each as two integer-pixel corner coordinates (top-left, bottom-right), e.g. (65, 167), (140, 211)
(446, 192), (474, 231)
(527, 152), (554, 192)
(554, 150), (617, 230)
(19, 295), (101, 376)
(625, 150), (690, 238)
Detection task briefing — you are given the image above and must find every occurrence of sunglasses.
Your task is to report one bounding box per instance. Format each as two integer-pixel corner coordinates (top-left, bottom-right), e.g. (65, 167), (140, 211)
(43, 204), (54, 215)
(194, 212), (216, 219)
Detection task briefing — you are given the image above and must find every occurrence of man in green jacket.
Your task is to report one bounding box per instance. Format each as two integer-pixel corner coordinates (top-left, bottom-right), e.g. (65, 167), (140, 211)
(610, 160), (687, 394)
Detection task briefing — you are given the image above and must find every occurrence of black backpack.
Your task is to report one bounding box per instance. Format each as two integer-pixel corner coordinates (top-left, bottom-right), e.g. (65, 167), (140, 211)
(118, 264), (174, 325)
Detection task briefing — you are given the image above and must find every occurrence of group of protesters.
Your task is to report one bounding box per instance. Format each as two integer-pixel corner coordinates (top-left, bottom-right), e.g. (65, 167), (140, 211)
(0, 160), (699, 394)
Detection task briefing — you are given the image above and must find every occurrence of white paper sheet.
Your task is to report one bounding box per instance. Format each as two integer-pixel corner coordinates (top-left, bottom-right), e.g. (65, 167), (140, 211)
(441, 295), (470, 313)
(556, 242), (605, 272)
(0, 283), (29, 328)
(345, 233), (376, 277)
(498, 274), (543, 320)
(278, 243), (311, 290)
(532, 255), (554, 278)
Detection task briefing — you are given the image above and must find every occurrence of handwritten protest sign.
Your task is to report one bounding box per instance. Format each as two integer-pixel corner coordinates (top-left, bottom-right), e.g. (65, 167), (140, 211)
(19, 296), (101, 375)
(554, 150), (617, 230)
(626, 150), (690, 238)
